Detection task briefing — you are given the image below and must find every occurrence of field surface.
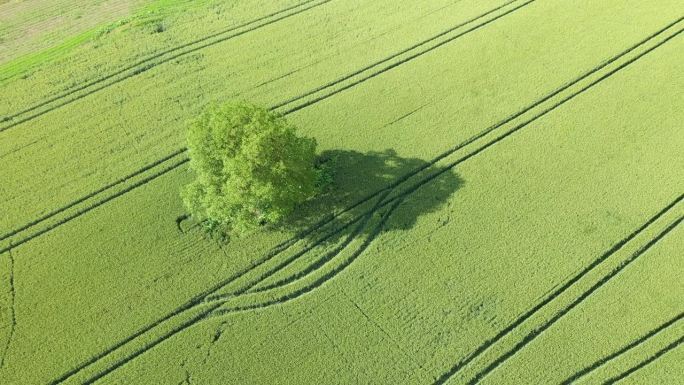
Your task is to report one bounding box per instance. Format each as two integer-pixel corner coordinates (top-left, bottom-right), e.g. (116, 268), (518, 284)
(0, 0), (682, 384)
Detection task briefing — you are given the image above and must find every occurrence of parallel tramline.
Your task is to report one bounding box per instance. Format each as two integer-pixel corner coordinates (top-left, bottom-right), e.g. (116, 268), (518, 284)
(43, 21), (684, 383)
(3, 0), (524, 238)
(3, 5), (681, 255)
(0, 0), (331, 131)
(0, 0), (535, 252)
(1, 1), (682, 384)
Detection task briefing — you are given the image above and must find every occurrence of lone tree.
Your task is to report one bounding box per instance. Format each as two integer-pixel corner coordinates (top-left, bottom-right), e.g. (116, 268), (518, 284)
(182, 101), (322, 236)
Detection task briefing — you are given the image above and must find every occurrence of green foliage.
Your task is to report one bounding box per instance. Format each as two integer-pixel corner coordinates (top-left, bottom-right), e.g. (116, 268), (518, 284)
(3, 1), (684, 384)
(182, 101), (319, 236)
(313, 153), (337, 192)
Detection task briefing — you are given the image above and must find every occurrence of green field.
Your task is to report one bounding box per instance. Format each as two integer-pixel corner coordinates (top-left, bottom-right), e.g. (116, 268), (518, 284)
(0, 0), (682, 384)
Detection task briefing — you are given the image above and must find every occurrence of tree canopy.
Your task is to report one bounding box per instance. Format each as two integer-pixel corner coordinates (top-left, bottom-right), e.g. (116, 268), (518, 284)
(182, 101), (320, 236)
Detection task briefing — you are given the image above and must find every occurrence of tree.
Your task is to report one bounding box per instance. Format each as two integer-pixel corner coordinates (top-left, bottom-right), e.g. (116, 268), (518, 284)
(182, 101), (321, 236)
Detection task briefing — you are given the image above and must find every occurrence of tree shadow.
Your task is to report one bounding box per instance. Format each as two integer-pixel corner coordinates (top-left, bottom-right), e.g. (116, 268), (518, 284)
(281, 148), (464, 240)
(178, 148), (463, 245)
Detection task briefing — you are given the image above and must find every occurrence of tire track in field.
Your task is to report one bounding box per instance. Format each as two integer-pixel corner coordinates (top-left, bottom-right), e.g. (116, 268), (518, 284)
(1, 0), (524, 132)
(0, 157), (190, 255)
(81, 186), (683, 383)
(463, 217), (683, 385)
(58, 190), (684, 384)
(56, 23), (684, 379)
(562, 312), (684, 384)
(6, 0), (676, 256)
(79, 194), (406, 385)
(0, 246), (16, 370)
(209, 197), (404, 317)
(428, 21), (684, 384)
(205, 189), (392, 301)
(69, 192), (396, 385)
(0, 0), (534, 253)
(430, 198), (683, 385)
(270, 0), (529, 113)
(0, 148), (187, 243)
(0, 0), (331, 132)
(602, 334), (684, 384)
(42, 16), (684, 385)
(48, 190), (383, 384)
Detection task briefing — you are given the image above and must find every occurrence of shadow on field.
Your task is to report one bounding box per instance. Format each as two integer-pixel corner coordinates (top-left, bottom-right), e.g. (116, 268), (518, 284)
(179, 148), (463, 245)
(281, 148), (464, 241)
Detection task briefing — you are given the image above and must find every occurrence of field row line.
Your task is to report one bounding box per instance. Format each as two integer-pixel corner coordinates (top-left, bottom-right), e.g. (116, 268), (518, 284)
(203, 189), (393, 301)
(79, 189), (403, 385)
(209, 197), (403, 316)
(49, 21), (684, 382)
(603, 334), (684, 384)
(80, 191), (403, 385)
(0, 148), (187, 243)
(51, 190), (389, 384)
(422, 18), (684, 385)
(0, 0), (332, 132)
(272, 0), (530, 114)
(0, 0), (533, 254)
(0, 157), (189, 255)
(562, 312), (684, 384)
(461, 216), (683, 385)
(48, 188), (385, 383)
(0, 246), (17, 370)
(74, 194), (684, 384)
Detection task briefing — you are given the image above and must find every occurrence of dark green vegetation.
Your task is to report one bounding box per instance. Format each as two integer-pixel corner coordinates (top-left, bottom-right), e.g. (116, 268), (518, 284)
(182, 101), (319, 236)
(0, 0), (682, 384)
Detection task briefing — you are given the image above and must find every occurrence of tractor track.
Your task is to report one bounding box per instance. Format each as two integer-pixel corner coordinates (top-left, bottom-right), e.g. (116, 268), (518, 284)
(206, 189), (392, 300)
(603, 334), (684, 384)
(0, 0), (535, 253)
(0, 148), (187, 243)
(431, 196), (683, 384)
(562, 312), (684, 384)
(270, 0), (528, 113)
(0, 157), (190, 255)
(48, 187), (386, 384)
(80, 192), (683, 383)
(0, 0), (332, 132)
(6, 4), (678, 253)
(53, 33), (684, 378)
(0, 246), (16, 370)
(463, 217), (683, 385)
(54, 191), (397, 384)
(80, 195), (404, 385)
(31, 12), (684, 385)
(1, 0), (525, 132)
(209, 197), (404, 317)
(246, 217), (365, 294)
(430, 23), (684, 384)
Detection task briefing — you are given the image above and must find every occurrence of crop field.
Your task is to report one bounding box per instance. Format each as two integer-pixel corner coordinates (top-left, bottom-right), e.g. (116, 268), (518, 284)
(0, 0), (682, 384)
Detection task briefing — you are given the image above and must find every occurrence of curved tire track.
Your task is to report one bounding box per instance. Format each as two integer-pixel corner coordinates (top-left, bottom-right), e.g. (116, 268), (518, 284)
(43, 14), (684, 385)
(0, 0), (535, 254)
(76, 194), (404, 385)
(218, 189), (392, 298)
(211, 197), (404, 317)
(48, 186), (385, 384)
